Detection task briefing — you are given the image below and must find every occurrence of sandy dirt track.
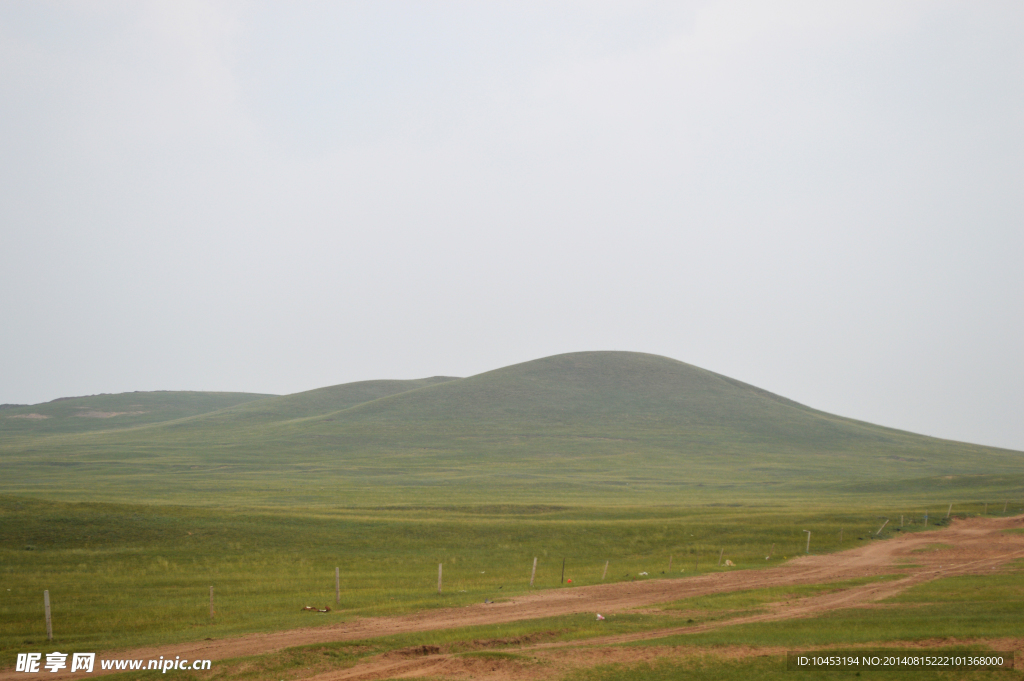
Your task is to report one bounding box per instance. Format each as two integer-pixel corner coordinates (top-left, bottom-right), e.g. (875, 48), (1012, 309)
(5, 515), (1023, 680)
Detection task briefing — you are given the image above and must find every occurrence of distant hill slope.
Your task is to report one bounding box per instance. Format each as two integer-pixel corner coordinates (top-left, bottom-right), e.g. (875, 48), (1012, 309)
(315, 351), (846, 435)
(0, 391), (273, 440)
(282, 351), (1019, 476)
(175, 376), (462, 428)
(1, 352), (1020, 505)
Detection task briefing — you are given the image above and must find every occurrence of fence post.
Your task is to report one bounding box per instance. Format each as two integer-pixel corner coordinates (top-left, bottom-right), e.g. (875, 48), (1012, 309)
(43, 590), (52, 641)
(437, 564), (442, 595)
(530, 557), (537, 587)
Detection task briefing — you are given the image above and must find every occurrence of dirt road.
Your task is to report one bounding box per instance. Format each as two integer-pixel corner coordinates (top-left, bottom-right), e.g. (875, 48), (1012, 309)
(5, 515), (1023, 680)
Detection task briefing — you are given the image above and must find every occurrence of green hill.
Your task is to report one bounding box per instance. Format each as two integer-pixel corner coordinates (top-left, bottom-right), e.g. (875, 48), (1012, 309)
(169, 376), (460, 428)
(1, 352), (1020, 506)
(0, 390), (273, 441)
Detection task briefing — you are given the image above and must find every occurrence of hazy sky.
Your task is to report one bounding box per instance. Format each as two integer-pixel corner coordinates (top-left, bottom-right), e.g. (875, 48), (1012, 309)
(2, 1), (1022, 451)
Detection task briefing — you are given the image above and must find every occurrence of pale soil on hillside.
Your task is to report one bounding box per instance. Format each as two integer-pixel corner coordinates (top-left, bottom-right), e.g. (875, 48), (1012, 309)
(5, 515), (1023, 681)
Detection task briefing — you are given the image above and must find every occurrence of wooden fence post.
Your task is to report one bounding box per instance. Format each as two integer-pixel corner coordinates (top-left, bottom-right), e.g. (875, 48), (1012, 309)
(876, 519), (889, 535)
(946, 503), (952, 518)
(43, 590), (52, 641)
(717, 548), (724, 566)
(437, 564), (442, 595)
(601, 560), (608, 580)
(530, 557), (537, 587)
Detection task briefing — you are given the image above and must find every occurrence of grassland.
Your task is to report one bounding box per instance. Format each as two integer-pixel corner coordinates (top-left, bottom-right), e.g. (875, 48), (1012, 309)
(6, 494), (1012, 658)
(2, 351), (1022, 679)
(2, 352), (1021, 507)
(644, 567), (1024, 648)
(34, 561), (1021, 681)
(0, 391), (272, 440)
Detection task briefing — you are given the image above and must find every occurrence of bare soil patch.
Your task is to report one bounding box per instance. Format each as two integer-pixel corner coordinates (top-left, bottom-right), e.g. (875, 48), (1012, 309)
(73, 411), (147, 418)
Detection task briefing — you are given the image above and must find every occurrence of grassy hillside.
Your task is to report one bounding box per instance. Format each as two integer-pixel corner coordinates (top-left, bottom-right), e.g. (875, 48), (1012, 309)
(0, 390), (273, 442)
(167, 376), (460, 427)
(3, 355), (1020, 666)
(1, 352), (1020, 506)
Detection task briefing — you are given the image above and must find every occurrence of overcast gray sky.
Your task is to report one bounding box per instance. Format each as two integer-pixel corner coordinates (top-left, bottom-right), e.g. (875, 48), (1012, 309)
(1, 1), (1022, 451)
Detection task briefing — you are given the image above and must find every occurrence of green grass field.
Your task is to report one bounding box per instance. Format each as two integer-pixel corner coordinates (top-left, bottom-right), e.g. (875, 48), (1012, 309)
(2, 352), (1022, 679)
(47, 566), (1023, 681)
(1, 494), (1017, 659)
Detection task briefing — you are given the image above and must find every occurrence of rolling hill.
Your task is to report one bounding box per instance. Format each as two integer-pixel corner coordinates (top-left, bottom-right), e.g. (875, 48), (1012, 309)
(0, 390), (273, 441)
(1, 352), (1020, 506)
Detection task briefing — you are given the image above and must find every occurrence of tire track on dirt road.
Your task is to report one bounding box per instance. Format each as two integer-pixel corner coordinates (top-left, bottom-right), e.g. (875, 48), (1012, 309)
(312, 523), (1024, 681)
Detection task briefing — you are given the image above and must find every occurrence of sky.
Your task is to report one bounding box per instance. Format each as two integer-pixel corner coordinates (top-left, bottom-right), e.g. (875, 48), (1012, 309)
(1, 1), (1022, 451)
